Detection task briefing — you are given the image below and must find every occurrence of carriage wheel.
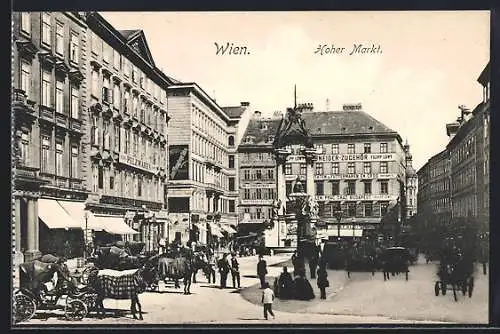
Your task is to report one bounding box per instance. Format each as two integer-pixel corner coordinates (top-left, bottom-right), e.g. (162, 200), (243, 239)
(65, 299), (88, 321)
(434, 282), (440, 296)
(441, 283), (447, 295)
(461, 282), (467, 296)
(468, 278), (474, 298)
(14, 293), (37, 323)
(452, 285), (458, 302)
(347, 271), (351, 279)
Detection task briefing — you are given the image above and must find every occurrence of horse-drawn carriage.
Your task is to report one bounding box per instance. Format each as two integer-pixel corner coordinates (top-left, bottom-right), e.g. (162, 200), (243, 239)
(345, 244), (377, 278)
(434, 246), (475, 302)
(381, 247), (411, 281)
(13, 255), (98, 323)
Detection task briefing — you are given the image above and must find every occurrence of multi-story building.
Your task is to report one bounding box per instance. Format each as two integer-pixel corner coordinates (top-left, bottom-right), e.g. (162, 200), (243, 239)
(403, 141), (418, 219)
(417, 62), (490, 234)
(416, 149), (451, 228)
(12, 12), (89, 263)
(238, 103), (408, 242)
(166, 83), (245, 245)
(83, 12), (172, 252)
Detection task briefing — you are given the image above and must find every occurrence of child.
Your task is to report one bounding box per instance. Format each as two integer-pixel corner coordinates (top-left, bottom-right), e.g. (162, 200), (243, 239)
(261, 282), (275, 320)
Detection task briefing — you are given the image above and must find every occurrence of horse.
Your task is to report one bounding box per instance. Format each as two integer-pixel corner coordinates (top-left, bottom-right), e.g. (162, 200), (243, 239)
(152, 251), (210, 294)
(86, 265), (155, 320)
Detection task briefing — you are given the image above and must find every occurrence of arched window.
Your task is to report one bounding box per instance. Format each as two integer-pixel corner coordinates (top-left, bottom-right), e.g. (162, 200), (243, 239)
(228, 135), (235, 147)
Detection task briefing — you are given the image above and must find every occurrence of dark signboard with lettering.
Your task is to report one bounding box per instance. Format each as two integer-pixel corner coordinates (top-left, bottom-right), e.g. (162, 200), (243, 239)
(169, 145), (189, 180)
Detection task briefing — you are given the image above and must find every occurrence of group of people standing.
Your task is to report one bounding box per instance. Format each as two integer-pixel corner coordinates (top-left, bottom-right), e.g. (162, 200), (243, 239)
(214, 253), (241, 289)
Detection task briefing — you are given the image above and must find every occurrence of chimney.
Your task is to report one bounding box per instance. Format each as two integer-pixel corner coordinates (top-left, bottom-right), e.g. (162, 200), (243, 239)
(240, 101), (250, 107)
(342, 103), (363, 111)
(446, 122), (460, 139)
(253, 110), (262, 119)
(458, 105), (471, 122)
(297, 102), (314, 112)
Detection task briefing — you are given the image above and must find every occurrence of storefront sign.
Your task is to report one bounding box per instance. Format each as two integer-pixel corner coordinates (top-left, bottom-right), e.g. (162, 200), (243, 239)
(287, 153), (395, 163)
(377, 173), (397, 179)
(119, 153), (155, 173)
(241, 183), (276, 189)
(327, 224), (363, 230)
(240, 199), (274, 205)
(315, 194), (396, 201)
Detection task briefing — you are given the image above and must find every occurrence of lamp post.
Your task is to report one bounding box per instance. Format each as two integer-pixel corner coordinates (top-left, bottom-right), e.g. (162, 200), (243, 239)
(288, 178), (308, 276)
(334, 209), (343, 239)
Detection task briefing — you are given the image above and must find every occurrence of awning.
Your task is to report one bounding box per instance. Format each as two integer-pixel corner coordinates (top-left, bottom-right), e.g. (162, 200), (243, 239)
(326, 229), (363, 237)
(94, 215), (140, 235)
(57, 200), (100, 230)
(194, 223), (207, 232)
(220, 224), (237, 234)
(208, 222), (223, 238)
(38, 199), (81, 229)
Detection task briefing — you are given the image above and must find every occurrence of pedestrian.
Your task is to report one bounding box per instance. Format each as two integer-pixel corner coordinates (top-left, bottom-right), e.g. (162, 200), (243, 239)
(257, 254), (268, 289)
(230, 253), (241, 288)
(317, 264), (329, 300)
(218, 253), (231, 289)
(261, 282), (275, 320)
(277, 266), (294, 299)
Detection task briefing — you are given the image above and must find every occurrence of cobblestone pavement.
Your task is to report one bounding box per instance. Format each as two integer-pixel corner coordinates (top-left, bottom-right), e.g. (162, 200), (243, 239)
(17, 254), (484, 325)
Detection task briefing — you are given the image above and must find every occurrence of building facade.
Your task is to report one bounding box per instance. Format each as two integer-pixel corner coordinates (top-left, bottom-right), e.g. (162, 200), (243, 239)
(403, 141), (418, 219)
(12, 12), (89, 263)
(238, 103), (409, 244)
(166, 83), (243, 245)
(84, 12), (172, 252)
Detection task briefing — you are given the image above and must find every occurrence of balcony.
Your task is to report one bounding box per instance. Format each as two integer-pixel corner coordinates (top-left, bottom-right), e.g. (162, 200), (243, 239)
(39, 105), (55, 123)
(69, 118), (83, 134)
(99, 195), (163, 211)
(12, 89), (36, 116)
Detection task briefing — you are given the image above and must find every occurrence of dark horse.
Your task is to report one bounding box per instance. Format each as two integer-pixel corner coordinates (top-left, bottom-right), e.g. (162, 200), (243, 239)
(92, 246), (149, 271)
(151, 251), (210, 294)
(86, 265), (155, 320)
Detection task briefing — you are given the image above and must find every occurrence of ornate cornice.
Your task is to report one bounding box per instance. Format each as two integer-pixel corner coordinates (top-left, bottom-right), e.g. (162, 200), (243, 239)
(55, 60), (70, 78)
(16, 40), (38, 60)
(69, 68), (84, 85)
(90, 59), (102, 70)
(38, 51), (56, 69)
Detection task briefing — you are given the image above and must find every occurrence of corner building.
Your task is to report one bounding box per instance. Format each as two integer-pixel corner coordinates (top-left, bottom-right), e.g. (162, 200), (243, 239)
(166, 83), (245, 246)
(238, 104), (408, 243)
(84, 13), (172, 252)
(12, 12), (89, 263)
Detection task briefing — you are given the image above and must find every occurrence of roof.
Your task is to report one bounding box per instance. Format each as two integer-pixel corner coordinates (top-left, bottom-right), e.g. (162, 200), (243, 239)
(477, 62), (490, 86)
(118, 29), (156, 67)
(221, 106), (246, 119)
(239, 109), (398, 148)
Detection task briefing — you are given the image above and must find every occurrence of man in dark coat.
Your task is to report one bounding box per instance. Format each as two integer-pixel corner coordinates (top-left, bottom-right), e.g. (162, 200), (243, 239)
(218, 253), (231, 288)
(317, 264), (329, 299)
(257, 255), (268, 289)
(277, 266), (294, 299)
(230, 253), (240, 288)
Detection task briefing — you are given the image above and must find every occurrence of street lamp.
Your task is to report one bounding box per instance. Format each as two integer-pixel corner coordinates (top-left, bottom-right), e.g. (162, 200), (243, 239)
(334, 209), (343, 238)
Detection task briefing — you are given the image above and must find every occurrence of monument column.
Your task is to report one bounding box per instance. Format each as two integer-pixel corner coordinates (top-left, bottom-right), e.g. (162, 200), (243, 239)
(304, 148), (317, 198)
(273, 148), (291, 248)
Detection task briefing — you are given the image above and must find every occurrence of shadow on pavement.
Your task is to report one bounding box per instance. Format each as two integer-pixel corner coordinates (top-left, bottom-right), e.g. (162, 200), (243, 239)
(238, 317), (264, 321)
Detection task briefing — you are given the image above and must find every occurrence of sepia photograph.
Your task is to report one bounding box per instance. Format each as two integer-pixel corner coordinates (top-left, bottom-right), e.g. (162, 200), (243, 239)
(11, 10), (490, 326)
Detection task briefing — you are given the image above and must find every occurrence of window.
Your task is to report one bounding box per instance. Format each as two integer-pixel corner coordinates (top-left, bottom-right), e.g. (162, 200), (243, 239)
(348, 203), (356, 217)
(132, 66), (138, 83)
(300, 163), (307, 175)
(256, 188), (262, 199)
(21, 12), (31, 35)
(363, 162), (371, 174)
(55, 22), (64, 55)
(348, 162), (356, 174)
(41, 70), (51, 107)
(137, 176), (142, 197)
(364, 181), (372, 194)
(256, 208), (262, 219)
(114, 124), (120, 152)
(71, 86), (79, 119)
(380, 181), (388, 194)
(332, 162), (339, 175)
(364, 203), (373, 217)
(285, 164), (292, 175)
(70, 33), (79, 62)
(244, 170), (250, 180)
(113, 49), (120, 69)
(41, 135), (51, 172)
(364, 143), (371, 153)
(113, 84), (121, 109)
(380, 202), (389, 216)
(102, 76), (112, 104)
(71, 144), (78, 178)
(19, 132), (30, 165)
(256, 169), (262, 180)
(348, 144), (355, 154)
(91, 32), (101, 54)
(124, 90), (130, 113)
(41, 13), (51, 46)
(55, 79), (64, 114)
(103, 43), (112, 63)
(140, 71), (145, 88)
(380, 161), (388, 174)
(91, 116), (99, 146)
(228, 155), (235, 168)
(331, 181), (339, 195)
(109, 171), (115, 190)
(347, 181), (356, 195)
(315, 163), (323, 175)
(91, 70), (99, 97)
(380, 143), (388, 153)
(124, 129), (130, 154)
(332, 143), (339, 154)
(229, 200), (235, 213)
(229, 177), (235, 191)
(55, 141), (63, 176)
(98, 166), (104, 189)
(103, 121), (110, 150)
(315, 181), (324, 196)
(267, 169), (274, 180)
(20, 60), (31, 97)
(244, 189), (250, 199)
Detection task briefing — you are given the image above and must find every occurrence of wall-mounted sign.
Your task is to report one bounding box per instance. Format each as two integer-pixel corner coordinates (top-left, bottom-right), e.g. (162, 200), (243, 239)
(119, 153), (156, 173)
(169, 145), (189, 180)
(377, 173), (397, 179)
(240, 199), (274, 205)
(287, 153), (395, 163)
(315, 194), (396, 201)
(240, 183), (276, 189)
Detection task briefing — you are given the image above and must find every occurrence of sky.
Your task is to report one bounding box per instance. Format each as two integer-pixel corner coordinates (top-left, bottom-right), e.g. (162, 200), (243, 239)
(101, 11), (490, 171)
